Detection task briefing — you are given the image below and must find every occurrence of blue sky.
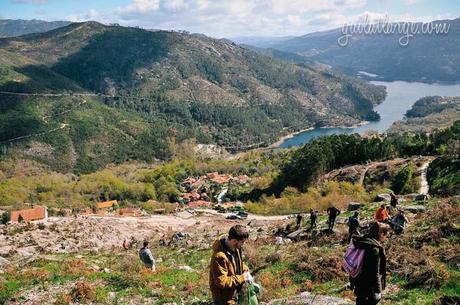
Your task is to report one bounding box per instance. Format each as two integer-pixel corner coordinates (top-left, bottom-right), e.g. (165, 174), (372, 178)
(0, 0), (458, 37)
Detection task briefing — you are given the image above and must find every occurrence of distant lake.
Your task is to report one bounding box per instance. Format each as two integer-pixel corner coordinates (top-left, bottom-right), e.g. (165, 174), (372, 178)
(279, 81), (460, 148)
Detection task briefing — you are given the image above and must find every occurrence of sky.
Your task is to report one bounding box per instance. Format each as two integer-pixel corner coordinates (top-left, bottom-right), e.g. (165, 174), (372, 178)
(0, 0), (458, 38)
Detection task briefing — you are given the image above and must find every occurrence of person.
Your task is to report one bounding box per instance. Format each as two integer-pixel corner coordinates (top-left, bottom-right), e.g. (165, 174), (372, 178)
(139, 240), (156, 272)
(310, 209), (317, 230)
(327, 206), (341, 232)
(391, 210), (409, 235)
(296, 213), (303, 229)
(390, 193), (398, 209)
(352, 222), (389, 305)
(209, 224), (252, 305)
(374, 204), (389, 223)
(275, 234), (283, 252)
(347, 211), (361, 243)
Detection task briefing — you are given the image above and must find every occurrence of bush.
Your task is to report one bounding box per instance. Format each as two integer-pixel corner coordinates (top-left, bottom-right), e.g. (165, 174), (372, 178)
(70, 281), (94, 302)
(391, 162), (415, 194)
(1, 211), (10, 224)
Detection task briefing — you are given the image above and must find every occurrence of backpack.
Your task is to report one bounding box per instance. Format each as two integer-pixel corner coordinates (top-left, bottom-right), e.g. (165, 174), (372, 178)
(342, 243), (365, 278)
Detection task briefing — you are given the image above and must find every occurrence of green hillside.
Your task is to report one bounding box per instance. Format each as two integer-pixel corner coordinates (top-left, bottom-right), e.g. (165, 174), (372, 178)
(388, 96), (460, 134)
(0, 22), (386, 173)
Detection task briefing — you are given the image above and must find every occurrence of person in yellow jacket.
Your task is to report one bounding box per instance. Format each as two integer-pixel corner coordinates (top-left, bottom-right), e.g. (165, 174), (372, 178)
(209, 224), (253, 305)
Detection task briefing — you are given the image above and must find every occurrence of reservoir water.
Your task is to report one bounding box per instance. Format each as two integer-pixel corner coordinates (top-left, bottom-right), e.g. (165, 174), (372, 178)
(279, 81), (460, 148)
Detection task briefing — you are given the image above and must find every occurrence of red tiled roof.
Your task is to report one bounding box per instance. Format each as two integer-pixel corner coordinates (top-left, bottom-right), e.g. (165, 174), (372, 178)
(96, 200), (117, 209)
(11, 206), (47, 222)
(183, 192), (201, 200)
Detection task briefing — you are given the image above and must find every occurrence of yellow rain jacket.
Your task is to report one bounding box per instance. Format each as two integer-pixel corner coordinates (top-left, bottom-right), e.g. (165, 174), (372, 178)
(209, 238), (249, 304)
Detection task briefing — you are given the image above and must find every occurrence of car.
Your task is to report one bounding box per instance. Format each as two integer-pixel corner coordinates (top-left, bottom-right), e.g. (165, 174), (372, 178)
(236, 211), (248, 219)
(225, 211), (248, 220)
(216, 206), (227, 213)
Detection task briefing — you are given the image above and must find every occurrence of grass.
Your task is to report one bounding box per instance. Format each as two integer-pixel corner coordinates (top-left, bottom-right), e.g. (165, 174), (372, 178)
(1, 198), (459, 305)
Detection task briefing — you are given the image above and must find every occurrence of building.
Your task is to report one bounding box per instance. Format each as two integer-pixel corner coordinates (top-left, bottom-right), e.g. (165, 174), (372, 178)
(96, 200), (117, 210)
(11, 206), (48, 222)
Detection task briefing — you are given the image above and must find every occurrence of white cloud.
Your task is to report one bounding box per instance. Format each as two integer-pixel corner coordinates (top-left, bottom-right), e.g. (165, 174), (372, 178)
(161, 0), (187, 12)
(60, 0), (454, 38)
(123, 0), (160, 14)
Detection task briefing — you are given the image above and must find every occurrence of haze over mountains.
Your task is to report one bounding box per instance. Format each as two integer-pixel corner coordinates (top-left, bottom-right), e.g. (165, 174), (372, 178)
(235, 18), (460, 83)
(0, 19), (71, 38)
(0, 21), (385, 173)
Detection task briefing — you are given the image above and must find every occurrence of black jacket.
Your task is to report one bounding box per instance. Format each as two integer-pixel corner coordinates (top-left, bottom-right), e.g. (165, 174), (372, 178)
(352, 235), (386, 296)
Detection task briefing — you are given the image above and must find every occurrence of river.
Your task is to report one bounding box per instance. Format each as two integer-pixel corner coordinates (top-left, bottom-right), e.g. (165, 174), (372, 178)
(279, 81), (460, 148)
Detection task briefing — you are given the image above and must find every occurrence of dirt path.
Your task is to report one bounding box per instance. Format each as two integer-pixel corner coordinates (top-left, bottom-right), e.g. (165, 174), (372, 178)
(419, 161), (430, 194)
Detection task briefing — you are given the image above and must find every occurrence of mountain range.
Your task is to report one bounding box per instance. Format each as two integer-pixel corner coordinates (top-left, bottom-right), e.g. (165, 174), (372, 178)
(0, 19), (71, 38)
(0, 21), (385, 173)
(237, 18), (460, 82)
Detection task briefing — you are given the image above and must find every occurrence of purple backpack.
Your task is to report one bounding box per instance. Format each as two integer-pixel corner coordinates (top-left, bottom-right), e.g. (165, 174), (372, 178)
(342, 243), (365, 278)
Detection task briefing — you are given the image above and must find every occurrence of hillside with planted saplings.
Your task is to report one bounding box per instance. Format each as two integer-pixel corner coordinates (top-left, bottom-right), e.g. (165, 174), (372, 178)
(0, 120), (459, 305)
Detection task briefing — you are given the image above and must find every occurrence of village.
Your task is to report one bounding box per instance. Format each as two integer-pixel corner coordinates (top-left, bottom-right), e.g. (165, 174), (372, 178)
(1, 172), (252, 223)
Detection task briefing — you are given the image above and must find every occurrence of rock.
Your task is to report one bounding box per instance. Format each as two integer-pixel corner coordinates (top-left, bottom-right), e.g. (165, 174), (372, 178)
(0, 256), (11, 270)
(286, 228), (303, 239)
(415, 194), (431, 201)
(404, 205), (427, 214)
(348, 202), (362, 211)
(176, 211), (194, 219)
(264, 291), (352, 304)
(376, 194), (391, 202)
(177, 265), (193, 272)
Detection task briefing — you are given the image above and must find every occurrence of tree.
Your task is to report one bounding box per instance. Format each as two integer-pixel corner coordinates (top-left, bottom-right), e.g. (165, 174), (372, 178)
(1, 211), (10, 225)
(391, 163), (415, 194)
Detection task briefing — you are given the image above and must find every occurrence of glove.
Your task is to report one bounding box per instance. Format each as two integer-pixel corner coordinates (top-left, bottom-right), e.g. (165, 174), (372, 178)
(373, 292), (382, 301)
(243, 271), (253, 283)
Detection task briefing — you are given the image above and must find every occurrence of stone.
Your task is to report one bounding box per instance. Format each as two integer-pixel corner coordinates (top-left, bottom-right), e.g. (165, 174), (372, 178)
(415, 194), (431, 201)
(177, 265), (193, 272)
(348, 202), (362, 211)
(376, 194), (391, 202)
(0, 256), (11, 270)
(287, 228), (308, 241)
(264, 291), (353, 304)
(404, 205), (427, 214)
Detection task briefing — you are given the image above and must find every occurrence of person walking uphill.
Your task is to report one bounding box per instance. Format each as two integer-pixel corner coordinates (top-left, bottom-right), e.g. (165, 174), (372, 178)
(310, 209), (317, 230)
(352, 222), (389, 305)
(327, 206), (341, 232)
(209, 225), (253, 305)
(347, 211), (361, 243)
(139, 240), (156, 272)
(296, 213), (303, 229)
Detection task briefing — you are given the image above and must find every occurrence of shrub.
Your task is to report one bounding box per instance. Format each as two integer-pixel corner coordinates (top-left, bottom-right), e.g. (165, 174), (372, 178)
(70, 281), (94, 302)
(391, 162), (415, 194)
(1, 211), (10, 225)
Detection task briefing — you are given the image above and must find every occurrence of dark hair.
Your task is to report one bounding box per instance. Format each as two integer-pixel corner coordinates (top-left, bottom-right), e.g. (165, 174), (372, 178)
(143, 240), (149, 247)
(368, 222), (390, 239)
(228, 225), (249, 241)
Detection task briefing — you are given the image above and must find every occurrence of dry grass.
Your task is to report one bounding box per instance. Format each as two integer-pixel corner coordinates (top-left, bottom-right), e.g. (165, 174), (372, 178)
(70, 281), (94, 302)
